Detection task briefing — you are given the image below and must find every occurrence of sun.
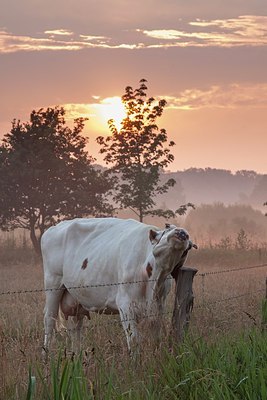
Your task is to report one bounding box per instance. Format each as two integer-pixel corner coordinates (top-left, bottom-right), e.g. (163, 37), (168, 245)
(63, 97), (127, 134)
(99, 96), (126, 130)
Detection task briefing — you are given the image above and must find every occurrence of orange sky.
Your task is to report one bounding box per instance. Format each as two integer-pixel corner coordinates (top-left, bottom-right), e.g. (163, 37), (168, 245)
(1, 1), (267, 173)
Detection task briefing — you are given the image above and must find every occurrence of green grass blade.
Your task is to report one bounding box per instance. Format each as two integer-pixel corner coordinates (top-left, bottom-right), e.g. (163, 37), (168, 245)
(25, 368), (36, 400)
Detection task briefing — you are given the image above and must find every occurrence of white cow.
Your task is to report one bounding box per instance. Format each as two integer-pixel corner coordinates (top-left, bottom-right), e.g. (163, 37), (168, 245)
(42, 218), (192, 353)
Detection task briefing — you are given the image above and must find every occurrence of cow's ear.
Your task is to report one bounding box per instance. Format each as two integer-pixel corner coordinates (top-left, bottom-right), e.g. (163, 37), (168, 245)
(149, 229), (158, 243)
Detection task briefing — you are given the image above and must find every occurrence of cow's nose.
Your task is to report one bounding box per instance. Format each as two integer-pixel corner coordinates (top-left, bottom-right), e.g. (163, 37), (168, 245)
(175, 229), (189, 241)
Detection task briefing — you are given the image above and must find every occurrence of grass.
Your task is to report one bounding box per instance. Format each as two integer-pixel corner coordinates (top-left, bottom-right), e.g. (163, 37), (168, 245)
(0, 230), (37, 265)
(0, 240), (267, 399)
(155, 330), (267, 400)
(21, 329), (267, 399)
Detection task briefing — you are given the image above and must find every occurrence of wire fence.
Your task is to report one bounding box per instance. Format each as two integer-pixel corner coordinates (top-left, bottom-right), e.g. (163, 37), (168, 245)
(0, 262), (266, 294)
(0, 263), (266, 348)
(198, 263), (267, 276)
(1, 263), (266, 309)
(196, 263), (267, 307)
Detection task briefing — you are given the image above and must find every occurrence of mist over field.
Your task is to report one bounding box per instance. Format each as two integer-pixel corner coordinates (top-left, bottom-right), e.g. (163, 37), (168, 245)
(114, 167), (267, 245)
(158, 168), (266, 209)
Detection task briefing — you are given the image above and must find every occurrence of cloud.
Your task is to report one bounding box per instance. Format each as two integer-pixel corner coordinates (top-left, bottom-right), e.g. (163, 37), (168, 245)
(0, 15), (266, 53)
(54, 85), (267, 128)
(80, 34), (107, 41)
(0, 30), (84, 53)
(163, 84), (267, 110)
(140, 15), (267, 47)
(63, 103), (96, 119)
(0, 28), (142, 53)
(44, 29), (74, 36)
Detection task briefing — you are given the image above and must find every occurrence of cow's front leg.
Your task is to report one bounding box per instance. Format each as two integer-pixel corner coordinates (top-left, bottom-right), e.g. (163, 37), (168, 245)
(119, 310), (138, 350)
(117, 296), (140, 353)
(67, 314), (86, 354)
(43, 287), (64, 359)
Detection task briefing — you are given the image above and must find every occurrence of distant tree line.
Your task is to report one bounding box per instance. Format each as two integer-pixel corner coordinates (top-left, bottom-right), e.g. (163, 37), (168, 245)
(0, 80), (192, 254)
(157, 168), (267, 211)
(184, 203), (267, 245)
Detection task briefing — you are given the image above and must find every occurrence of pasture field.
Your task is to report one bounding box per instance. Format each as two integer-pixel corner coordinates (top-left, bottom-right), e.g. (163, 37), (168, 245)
(0, 241), (267, 399)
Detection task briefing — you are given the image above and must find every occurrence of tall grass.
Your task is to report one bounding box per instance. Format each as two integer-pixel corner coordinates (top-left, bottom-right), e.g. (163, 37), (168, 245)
(157, 330), (267, 400)
(262, 298), (267, 330)
(0, 230), (36, 265)
(1, 238), (267, 399)
(35, 354), (94, 400)
(22, 328), (267, 399)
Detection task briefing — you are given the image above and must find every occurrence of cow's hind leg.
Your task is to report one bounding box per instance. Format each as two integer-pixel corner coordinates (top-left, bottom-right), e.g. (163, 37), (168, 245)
(119, 312), (138, 351)
(43, 284), (64, 358)
(60, 289), (90, 354)
(117, 293), (139, 353)
(68, 314), (85, 354)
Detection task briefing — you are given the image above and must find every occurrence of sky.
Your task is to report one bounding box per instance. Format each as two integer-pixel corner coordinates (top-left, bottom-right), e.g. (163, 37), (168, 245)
(0, 0), (267, 173)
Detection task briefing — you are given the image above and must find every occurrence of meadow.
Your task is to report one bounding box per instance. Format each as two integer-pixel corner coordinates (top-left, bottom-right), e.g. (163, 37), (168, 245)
(0, 234), (267, 399)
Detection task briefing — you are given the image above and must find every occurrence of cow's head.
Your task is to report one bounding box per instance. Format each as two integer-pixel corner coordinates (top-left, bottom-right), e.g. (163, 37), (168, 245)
(149, 225), (191, 301)
(150, 225), (189, 259)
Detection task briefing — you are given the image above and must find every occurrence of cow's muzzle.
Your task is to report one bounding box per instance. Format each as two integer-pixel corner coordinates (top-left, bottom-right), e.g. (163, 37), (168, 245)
(174, 229), (189, 241)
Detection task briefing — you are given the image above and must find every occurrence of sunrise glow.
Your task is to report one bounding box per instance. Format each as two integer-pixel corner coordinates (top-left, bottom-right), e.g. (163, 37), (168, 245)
(1, 1), (267, 174)
(98, 97), (126, 130)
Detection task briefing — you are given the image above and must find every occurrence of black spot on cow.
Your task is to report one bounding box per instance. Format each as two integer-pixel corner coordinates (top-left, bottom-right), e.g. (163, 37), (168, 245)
(146, 262), (153, 278)
(81, 258), (88, 270)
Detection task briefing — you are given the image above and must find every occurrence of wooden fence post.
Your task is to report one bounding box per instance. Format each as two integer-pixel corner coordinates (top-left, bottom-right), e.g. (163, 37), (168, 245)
(171, 266), (198, 343)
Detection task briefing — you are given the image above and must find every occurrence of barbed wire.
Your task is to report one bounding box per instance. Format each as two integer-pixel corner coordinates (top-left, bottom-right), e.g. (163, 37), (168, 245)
(194, 288), (265, 307)
(52, 288), (266, 331)
(197, 263), (267, 277)
(0, 263), (266, 296)
(0, 278), (163, 296)
(0, 269), (265, 334)
(1, 286), (266, 331)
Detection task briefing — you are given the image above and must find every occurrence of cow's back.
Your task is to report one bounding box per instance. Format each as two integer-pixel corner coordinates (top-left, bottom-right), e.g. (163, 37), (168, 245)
(41, 219), (75, 286)
(62, 218), (153, 284)
(42, 218), (156, 289)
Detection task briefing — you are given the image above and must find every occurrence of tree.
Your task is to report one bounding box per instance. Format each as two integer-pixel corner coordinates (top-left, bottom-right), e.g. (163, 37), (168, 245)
(97, 79), (190, 222)
(0, 106), (114, 254)
(249, 174), (267, 207)
(235, 228), (252, 250)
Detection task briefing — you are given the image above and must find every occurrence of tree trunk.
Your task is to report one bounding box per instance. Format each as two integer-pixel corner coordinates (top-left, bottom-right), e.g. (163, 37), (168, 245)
(139, 206), (143, 222)
(171, 266), (198, 343)
(30, 223), (41, 255)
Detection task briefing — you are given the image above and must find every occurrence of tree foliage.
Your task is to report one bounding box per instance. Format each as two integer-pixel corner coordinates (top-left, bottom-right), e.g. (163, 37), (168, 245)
(0, 107), (113, 254)
(97, 79), (183, 221)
